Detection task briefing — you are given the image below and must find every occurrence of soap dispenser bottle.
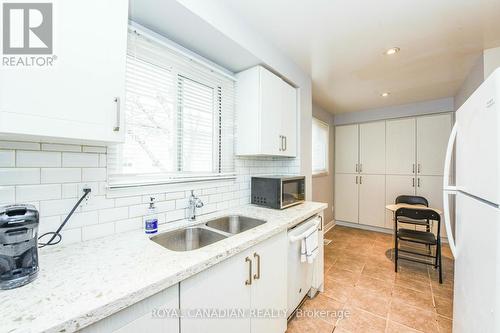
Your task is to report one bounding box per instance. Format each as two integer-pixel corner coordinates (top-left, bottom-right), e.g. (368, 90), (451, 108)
(144, 197), (158, 234)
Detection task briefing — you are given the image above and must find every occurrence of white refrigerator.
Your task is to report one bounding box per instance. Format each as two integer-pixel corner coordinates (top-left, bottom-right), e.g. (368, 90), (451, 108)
(443, 67), (500, 333)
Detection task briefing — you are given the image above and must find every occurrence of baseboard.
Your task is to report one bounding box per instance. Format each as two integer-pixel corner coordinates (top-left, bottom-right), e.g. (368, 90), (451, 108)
(335, 220), (393, 234)
(334, 220), (450, 243)
(324, 220), (335, 233)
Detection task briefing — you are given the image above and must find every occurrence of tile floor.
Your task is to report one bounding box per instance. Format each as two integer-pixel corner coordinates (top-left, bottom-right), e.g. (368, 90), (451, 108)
(287, 225), (454, 333)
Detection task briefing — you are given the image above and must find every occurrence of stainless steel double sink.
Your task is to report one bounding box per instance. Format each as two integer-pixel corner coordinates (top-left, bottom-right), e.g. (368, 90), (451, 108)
(150, 215), (266, 252)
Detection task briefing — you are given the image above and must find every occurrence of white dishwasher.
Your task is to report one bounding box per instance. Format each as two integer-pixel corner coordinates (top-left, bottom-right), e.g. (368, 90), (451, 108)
(287, 214), (323, 319)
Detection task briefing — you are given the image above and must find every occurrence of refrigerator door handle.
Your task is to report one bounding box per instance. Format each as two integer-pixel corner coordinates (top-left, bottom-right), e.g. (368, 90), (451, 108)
(443, 122), (458, 258)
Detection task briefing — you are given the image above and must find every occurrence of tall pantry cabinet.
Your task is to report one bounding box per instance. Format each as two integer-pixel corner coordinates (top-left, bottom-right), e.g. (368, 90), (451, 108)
(334, 121), (386, 228)
(384, 114), (452, 231)
(335, 113), (453, 232)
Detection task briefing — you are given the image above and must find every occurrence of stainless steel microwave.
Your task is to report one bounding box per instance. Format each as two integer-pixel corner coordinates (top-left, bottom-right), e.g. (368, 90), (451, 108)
(251, 175), (305, 209)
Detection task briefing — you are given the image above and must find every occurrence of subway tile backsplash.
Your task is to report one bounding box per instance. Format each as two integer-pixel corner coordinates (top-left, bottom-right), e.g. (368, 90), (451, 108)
(0, 140), (300, 246)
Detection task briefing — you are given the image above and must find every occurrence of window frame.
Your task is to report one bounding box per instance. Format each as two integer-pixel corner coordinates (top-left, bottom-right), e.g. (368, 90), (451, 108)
(312, 117), (330, 177)
(107, 25), (236, 190)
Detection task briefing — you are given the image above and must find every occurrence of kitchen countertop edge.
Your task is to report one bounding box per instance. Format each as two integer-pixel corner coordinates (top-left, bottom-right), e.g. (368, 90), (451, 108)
(2, 202), (327, 333)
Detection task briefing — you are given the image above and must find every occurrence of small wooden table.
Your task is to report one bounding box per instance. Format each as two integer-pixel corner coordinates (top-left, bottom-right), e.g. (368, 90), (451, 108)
(385, 203), (442, 215)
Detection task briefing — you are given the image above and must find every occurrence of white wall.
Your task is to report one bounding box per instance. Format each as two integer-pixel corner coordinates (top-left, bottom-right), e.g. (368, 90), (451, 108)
(455, 46), (500, 110)
(311, 105), (334, 224)
(173, 0), (313, 200)
(484, 46), (500, 80)
(454, 55), (484, 110)
(334, 97), (454, 125)
(0, 141), (298, 246)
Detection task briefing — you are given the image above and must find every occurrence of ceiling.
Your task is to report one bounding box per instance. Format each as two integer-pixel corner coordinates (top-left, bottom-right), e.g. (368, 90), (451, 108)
(129, 0), (260, 76)
(216, 0), (500, 113)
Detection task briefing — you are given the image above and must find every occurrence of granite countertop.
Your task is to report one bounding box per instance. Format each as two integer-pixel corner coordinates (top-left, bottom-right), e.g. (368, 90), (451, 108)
(1, 202), (327, 333)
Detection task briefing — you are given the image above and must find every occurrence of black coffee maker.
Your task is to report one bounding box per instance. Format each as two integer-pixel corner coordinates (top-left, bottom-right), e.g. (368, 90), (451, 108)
(0, 204), (39, 289)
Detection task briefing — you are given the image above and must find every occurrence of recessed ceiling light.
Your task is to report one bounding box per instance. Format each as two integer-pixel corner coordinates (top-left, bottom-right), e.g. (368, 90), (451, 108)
(381, 92), (390, 97)
(385, 47), (400, 55)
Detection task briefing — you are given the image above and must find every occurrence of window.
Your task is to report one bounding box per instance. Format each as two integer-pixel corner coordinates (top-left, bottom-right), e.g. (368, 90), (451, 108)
(108, 29), (235, 188)
(312, 117), (329, 175)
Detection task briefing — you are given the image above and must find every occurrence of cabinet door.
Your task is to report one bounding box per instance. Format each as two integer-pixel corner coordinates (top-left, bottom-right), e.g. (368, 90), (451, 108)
(386, 118), (416, 175)
(335, 174), (359, 223)
(385, 175), (416, 229)
(359, 175), (386, 228)
(416, 176), (445, 236)
(0, 0), (128, 143)
(281, 83), (297, 157)
(335, 125), (359, 174)
(251, 232), (287, 333)
(416, 114), (452, 176)
(181, 251), (251, 333)
(80, 285), (179, 333)
(359, 121), (386, 174)
(259, 67), (283, 155)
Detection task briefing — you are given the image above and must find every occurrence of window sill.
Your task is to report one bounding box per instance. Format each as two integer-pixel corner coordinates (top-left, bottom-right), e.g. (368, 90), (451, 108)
(312, 171), (329, 178)
(105, 175), (237, 198)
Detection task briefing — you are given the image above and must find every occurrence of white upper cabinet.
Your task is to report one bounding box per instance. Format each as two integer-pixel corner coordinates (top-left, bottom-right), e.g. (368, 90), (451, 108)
(359, 121), (386, 174)
(236, 66), (297, 157)
(335, 124), (359, 174)
(0, 0), (128, 144)
(386, 118), (416, 175)
(281, 82), (298, 157)
(259, 68), (284, 156)
(416, 114), (452, 176)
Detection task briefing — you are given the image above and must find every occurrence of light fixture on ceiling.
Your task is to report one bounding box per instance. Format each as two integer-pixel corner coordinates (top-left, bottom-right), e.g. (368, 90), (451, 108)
(381, 92), (390, 97)
(385, 47), (400, 55)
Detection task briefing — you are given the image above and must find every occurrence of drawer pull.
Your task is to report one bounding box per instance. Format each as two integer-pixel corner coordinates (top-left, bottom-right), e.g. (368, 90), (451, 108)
(245, 257), (252, 285)
(253, 252), (261, 280)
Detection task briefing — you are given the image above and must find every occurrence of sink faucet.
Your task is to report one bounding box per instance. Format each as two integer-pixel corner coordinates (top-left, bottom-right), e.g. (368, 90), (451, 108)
(188, 190), (204, 221)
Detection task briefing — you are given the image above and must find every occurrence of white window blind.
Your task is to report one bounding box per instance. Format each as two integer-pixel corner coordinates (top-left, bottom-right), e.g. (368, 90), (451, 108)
(108, 30), (235, 188)
(312, 117), (329, 175)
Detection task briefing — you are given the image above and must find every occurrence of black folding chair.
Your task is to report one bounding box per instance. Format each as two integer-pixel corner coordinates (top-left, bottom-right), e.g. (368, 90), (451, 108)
(395, 195), (430, 229)
(394, 207), (443, 284)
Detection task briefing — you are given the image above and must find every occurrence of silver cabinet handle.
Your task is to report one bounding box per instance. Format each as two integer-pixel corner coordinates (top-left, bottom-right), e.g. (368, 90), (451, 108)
(417, 164), (421, 174)
(417, 178), (421, 187)
(355, 164), (359, 173)
(253, 252), (261, 280)
(245, 257), (252, 285)
(355, 176), (358, 184)
(284, 136), (287, 151)
(359, 176), (362, 184)
(412, 178), (415, 187)
(113, 97), (121, 132)
(279, 135), (282, 151)
(359, 164), (363, 173)
(412, 163), (415, 174)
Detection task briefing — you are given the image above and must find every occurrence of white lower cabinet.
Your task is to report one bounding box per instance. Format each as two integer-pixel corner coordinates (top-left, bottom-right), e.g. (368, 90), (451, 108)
(180, 232), (287, 333)
(334, 174), (359, 223)
(335, 174), (386, 228)
(180, 249), (251, 333)
(417, 175), (446, 237)
(81, 233), (288, 333)
(385, 175), (445, 235)
(358, 175), (386, 228)
(385, 175), (415, 229)
(416, 176), (444, 212)
(81, 285), (179, 333)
